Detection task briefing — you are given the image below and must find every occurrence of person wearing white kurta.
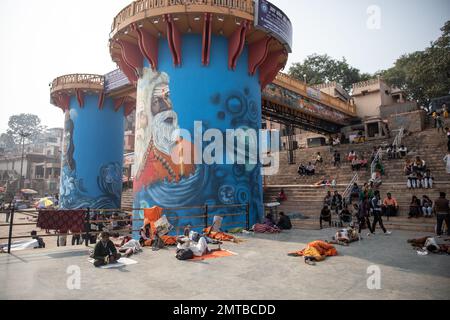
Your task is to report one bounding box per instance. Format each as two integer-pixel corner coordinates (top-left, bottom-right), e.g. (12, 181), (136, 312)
(444, 153), (450, 174)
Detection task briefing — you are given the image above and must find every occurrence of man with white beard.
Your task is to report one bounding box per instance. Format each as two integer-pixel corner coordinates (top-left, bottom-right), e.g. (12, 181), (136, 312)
(134, 70), (196, 192)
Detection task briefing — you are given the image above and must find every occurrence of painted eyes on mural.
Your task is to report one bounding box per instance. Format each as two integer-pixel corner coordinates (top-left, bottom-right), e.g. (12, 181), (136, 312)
(151, 84), (172, 116)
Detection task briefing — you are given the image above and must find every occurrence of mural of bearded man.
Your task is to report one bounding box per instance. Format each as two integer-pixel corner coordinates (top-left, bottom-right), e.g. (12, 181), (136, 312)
(133, 69), (197, 193)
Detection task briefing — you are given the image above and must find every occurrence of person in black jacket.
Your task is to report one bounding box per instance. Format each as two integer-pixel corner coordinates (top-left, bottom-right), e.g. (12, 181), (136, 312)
(277, 212), (292, 230)
(320, 206), (332, 229)
(91, 232), (122, 267)
(370, 191), (392, 235)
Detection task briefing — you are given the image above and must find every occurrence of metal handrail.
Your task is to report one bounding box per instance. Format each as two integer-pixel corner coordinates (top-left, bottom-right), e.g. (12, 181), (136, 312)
(342, 172), (359, 201)
(370, 148), (383, 176)
(392, 127), (405, 148)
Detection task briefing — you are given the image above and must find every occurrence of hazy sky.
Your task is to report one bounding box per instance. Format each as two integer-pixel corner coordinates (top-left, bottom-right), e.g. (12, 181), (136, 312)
(0, 0), (449, 133)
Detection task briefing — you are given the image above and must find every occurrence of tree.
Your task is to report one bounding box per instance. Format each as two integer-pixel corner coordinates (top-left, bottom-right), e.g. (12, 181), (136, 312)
(6, 114), (44, 189)
(0, 133), (16, 150)
(6, 114), (44, 145)
(288, 54), (372, 92)
(380, 21), (450, 106)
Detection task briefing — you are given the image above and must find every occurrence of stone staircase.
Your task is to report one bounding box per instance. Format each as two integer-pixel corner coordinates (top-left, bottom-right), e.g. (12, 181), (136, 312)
(264, 123), (450, 232)
(121, 188), (134, 209)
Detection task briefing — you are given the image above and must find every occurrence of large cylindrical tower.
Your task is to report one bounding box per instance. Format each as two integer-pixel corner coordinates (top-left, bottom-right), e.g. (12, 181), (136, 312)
(50, 74), (132, 209)
(110, 0), (292, 230)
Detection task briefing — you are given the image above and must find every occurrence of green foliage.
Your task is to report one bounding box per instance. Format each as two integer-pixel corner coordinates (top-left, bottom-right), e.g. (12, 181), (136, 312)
(0, 133), (16, 150)
(6, 114), (44, 145)
(380, 21), (450, 105)
(288, 54), (372, 92)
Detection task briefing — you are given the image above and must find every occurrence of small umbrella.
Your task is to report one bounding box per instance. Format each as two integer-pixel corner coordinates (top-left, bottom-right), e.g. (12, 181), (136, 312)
(37, 197), (54, 209)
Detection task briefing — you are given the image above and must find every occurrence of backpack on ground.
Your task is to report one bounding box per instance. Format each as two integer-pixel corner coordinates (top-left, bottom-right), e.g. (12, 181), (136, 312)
(176, 249), (194, 261)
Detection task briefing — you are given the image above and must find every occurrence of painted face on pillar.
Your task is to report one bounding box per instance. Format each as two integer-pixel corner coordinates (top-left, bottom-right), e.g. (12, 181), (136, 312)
(150, 82), (179, 156)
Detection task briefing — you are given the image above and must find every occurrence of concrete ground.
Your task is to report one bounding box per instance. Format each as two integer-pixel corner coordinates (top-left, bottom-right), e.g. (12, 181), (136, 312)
(0, 229), (449, 300)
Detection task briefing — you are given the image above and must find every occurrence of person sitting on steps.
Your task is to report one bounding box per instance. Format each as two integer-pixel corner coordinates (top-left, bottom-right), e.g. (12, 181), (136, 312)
(320, 205), (332, 229)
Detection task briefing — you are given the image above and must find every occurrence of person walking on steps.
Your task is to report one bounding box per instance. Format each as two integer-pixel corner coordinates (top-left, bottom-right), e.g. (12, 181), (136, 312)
(370, 191), (392, 235)
(357, 196), (374, 237)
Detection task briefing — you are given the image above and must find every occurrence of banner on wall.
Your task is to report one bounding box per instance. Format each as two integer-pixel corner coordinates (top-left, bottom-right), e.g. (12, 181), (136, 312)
(254, 0), (293, 53)
(104, 69), (130, 93)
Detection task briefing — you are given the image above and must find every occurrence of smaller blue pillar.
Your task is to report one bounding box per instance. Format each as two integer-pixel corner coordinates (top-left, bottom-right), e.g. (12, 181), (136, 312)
(50, 75), (127, 209)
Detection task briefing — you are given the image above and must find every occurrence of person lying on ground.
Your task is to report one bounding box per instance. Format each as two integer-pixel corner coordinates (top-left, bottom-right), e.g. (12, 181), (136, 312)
(177, 232), (221, 257)
(407, 236), (450, 254)
(264, 214), (276, 227)
(329, 225), (360, 246)
(314, 176), (330, 187)
(91, 231), (122, 267)
(277, 212), (292, 230)
(110, 233), (142, 258)
(253, 216), (281, 233)
(288, 240), (338, 266)
(203, 227), (235, 243)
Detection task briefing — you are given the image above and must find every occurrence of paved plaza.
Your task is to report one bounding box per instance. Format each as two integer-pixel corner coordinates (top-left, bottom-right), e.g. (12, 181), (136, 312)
(0, 229), (449, 300)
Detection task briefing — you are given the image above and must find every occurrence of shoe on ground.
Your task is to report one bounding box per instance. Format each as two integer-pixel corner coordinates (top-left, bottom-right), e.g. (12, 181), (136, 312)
(367, 233), (372, 237)
(385, 231), (392, 235)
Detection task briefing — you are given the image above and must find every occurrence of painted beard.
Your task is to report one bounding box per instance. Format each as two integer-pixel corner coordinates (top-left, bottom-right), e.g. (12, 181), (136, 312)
(151, 110), (179, 156)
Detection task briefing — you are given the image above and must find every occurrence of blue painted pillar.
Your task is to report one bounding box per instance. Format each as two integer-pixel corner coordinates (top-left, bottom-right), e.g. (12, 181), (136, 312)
(132, 34), (263, 232)
(59, 94), (125, 209)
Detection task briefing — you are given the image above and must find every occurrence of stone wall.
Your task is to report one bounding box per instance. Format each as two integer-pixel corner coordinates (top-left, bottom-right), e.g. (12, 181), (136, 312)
(380, 101), (419, 119)
(388, 110), (425, 133)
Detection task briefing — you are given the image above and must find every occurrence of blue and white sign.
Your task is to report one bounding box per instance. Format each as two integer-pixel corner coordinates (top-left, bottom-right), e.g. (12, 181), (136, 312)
(104, 69), (131, 93)
(254, 0), (293, 53)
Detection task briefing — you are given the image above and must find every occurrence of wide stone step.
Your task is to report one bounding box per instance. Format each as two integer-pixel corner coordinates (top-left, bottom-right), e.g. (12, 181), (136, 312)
(290, 217), (436, 233)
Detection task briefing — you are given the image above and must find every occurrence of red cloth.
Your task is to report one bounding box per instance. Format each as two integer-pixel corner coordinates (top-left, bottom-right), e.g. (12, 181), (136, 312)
(253, 223), (281, 233)
(37, 210), (86, 233)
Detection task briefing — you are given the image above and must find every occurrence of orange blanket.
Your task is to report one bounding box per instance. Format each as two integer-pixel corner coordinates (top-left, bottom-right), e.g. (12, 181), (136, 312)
(290, 240), (338, 262)
(203, 228), (236, 242)
(189, 250), (236, 261)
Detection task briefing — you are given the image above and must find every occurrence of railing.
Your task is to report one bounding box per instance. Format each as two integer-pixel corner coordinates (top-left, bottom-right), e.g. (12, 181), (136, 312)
(262, 90), (348, 126)
(0, 203), (250, 254)
(392, 127), (405, 148)
(51, 74), (105, 92)
(352, 78), (380, 89)
(342, 172), (359, 203)
(274, 73), (357, 116)
(111, 0), (255, 33)
(370, 147), (383, 176)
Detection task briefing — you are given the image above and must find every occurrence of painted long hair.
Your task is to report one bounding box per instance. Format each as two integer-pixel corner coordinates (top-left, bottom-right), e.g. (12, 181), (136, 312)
(65, 117), (76, 171)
